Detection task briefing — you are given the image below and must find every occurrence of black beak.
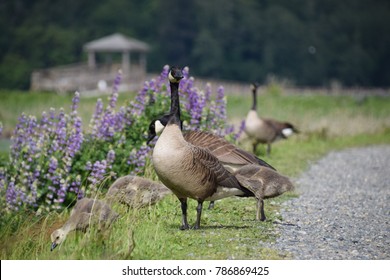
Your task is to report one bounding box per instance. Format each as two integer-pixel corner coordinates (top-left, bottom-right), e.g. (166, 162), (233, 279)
(51, 242), (58, 251)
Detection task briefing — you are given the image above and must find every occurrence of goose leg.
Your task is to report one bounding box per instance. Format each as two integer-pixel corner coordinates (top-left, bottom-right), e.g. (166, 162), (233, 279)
(252, 142), (258, 153)
(208, 201), (215, 210)
(256, 198), (266, 221)
(266, 143), (271, 156)
(194, 200), (204, 229)
(179, 198), (189, 230)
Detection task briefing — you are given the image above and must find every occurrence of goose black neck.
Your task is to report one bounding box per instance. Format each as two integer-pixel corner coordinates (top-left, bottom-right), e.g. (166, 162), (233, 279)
(251, 87), (257, 110)
(169, 81), (181, 126)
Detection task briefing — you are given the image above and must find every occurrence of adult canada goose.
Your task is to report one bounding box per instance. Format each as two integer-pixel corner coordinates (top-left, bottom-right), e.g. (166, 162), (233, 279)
(50, 198), (119, 251)
(148, 114), (276, 209)
(244, 83), (299, 155)
(152, 66), (255, 230)
(148, 115), (275, 172)
(233, 164), (294, 221)
(105, 175), (171, 208)
(148, 118), (293, 221)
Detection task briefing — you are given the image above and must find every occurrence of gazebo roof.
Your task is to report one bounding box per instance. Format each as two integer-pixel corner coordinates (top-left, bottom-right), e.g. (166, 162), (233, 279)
(83, 33), (150, 52)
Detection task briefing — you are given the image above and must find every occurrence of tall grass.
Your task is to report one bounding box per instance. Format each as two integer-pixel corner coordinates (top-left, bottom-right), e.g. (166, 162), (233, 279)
(0, 88), (389, 259)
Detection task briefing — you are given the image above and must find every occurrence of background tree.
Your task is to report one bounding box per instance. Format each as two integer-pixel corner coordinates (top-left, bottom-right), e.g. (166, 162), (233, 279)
(0, 0), (389, 89)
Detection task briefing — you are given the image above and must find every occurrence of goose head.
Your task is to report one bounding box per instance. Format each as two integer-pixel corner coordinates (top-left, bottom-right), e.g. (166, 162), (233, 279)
(168, 66), (184, 83)
(147, 113), (183, 144)
(50, 228), (66, 251)
(250, 82), (259, 92)
(147, 116), (168, 144)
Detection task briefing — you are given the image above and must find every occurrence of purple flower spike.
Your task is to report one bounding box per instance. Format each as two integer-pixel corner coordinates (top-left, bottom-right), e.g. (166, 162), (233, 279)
(71, 92), (80, 112)
(112, 69), (122, 94)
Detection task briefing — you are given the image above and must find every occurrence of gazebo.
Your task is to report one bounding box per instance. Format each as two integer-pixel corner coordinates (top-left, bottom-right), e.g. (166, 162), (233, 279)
(31, 33), (151, 92)
(83, 33), (150, 74)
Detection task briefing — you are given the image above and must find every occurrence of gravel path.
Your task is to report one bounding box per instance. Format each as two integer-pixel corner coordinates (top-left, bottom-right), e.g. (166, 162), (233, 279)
(270, 145), (390, 259)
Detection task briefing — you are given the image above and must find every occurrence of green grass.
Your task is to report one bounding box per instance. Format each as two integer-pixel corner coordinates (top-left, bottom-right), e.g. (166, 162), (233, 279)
(0, 89), (390, 259)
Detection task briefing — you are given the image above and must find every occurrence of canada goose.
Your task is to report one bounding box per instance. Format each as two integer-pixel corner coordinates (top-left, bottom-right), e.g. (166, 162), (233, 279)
(233, 164), (294, 221)
(148, 116), (275, 172)
(148, 114), (276, 209)
(244, 83), (299, 155)
(149, 115), (294, 220)
(152, 66), (255, 230)
(105, 175), (171, 208)
(50, 198), (119, 251)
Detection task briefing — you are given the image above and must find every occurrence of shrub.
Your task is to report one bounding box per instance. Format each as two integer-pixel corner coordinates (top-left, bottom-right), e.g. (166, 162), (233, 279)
(0, 65), (244, 215)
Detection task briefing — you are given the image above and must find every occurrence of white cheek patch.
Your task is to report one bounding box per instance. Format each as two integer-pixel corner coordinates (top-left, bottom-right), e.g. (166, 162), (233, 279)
(155, 120), (165, 135)
(168, 72), (177, 83)
(282, 128), (294, 137)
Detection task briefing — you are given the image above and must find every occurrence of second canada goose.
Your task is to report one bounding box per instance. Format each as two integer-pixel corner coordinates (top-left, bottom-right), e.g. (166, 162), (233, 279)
(152, 66), (255, 230)
(245, 83), (299, 155)
(105, 175), (171, 208)
(50, 198), (119, 251)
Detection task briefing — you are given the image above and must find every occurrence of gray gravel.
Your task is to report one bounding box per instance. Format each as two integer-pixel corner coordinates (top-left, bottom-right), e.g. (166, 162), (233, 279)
(270, 145), (390, 259)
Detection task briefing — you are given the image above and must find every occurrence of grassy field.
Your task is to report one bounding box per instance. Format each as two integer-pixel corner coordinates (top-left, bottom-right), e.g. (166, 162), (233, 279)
(0, 88), (390, 259)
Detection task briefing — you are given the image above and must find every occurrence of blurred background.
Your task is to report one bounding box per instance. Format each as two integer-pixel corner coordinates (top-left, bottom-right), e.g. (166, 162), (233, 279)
(1, 0), (389, 90)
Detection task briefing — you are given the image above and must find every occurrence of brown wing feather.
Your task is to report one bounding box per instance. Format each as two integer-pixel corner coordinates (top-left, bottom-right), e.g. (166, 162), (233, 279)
(189, 144), (241, 189)
(184, 130), (275, 170)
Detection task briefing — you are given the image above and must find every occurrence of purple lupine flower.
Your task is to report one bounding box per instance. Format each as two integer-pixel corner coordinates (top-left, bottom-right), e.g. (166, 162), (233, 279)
(106, 149), (115, 165)
(89, 98), (104, 138)
(182, 66), (190, 79)
(233, 120), (246, 141)
(71, 92), (80, 112)
(48, 157), (58, 174)
(112, 69), (122, 94)
(0, 122), (3, 136)
(124, 80), (150, 127)
(85, 161), (92, 171)
(186, 86), (204, 129)
(114, 106), (126, 132)
(0, 167), (5, 191)
(216, 86), (227, 120)
(10, 113), (28, 160)
(109, 92), (119, 110)
(156, 65), (170, 88)
(67, 115), (83, 157)
(207, 85), (228, 136)
(54, 109), (67, 148)
(69, 175), (83, 199)
(54, 178), (68, 206)
(5, 180), (18, 211)
(86, 160), (108, 194)
(127, 145), (152, 175)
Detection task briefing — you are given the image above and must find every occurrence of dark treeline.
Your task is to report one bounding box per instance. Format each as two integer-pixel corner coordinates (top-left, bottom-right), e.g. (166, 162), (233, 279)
(1, 0), (389, 89)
